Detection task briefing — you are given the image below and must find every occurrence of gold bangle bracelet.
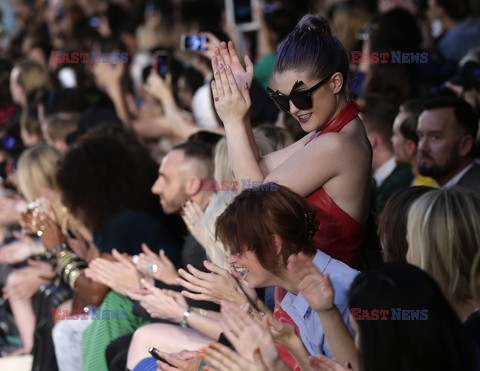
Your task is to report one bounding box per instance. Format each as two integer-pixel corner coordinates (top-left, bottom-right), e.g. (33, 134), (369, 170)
(68, 268), (84, 289)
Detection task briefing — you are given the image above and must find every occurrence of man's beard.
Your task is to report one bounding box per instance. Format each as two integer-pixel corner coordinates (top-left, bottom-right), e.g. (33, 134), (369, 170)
(418, 153), (459, 180)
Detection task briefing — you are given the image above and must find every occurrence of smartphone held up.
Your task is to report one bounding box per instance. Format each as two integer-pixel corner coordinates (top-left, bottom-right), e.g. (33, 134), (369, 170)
(225, 0), (259, 31)
(152, 50), (169, 78)
(180, 34), (208, 52)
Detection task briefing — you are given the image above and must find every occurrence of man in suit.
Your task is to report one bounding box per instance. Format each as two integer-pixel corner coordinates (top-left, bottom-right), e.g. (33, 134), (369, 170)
(417, 97), (480, 193)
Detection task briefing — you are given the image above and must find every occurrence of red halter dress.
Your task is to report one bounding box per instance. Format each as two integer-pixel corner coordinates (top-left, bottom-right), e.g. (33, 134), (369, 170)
(274, 100), (365, 370)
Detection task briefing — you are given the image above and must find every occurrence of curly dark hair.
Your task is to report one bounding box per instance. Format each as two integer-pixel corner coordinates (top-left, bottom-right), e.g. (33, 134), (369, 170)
(56, 128), (158, 230)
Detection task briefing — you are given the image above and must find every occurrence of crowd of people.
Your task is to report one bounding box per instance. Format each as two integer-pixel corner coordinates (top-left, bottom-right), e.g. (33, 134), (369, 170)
(0, 0), (479, 370)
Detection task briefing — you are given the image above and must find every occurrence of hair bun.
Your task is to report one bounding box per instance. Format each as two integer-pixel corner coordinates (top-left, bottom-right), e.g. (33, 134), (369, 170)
(297, 14), (332, 36)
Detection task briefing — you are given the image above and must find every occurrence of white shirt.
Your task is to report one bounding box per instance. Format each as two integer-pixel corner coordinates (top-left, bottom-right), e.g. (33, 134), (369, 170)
(280, 250), (358, 357)
(443, 162), (475, 188)
(192, 83), (220, 129)
(374, 157), (397, 187)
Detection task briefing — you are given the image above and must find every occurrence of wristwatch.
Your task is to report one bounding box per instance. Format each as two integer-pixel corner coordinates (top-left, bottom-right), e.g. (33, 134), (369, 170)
(180, 307), (191, 328)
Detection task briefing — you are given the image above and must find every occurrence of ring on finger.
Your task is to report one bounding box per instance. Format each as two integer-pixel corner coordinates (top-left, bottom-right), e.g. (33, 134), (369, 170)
(147, 262), (159, 273)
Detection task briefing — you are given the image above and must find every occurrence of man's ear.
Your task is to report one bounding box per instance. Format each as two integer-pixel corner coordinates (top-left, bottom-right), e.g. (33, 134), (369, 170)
(185, 175), (202, 197)
(367, 132), (378, 149)
(459, 135), (474, 157)
(330, 72), (344, 95)
(405, 139), (417, 157)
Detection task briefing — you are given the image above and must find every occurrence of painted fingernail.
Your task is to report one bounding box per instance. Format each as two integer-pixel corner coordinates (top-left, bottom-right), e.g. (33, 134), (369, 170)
(208, 342), (217, 347)
(198, 353), (206, 360)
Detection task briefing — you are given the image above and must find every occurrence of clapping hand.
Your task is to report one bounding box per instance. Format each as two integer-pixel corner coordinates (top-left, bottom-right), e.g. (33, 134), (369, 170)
(211, 41), (253, 126)
(84, 249), (141, 295)
(220, 301), (279, 366)
(176, 260), (253, 305)
(181, 199), (204, 245)
(144, 71), (173, 102)
(0, 231), (41, 264)
(287, 252), (335, 312)
(127, 279), (187, 322)
(135, 243), (178, 285)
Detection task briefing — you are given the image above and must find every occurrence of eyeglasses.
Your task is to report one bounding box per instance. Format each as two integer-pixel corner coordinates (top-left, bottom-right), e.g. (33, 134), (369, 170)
(267, 73), (334, 113)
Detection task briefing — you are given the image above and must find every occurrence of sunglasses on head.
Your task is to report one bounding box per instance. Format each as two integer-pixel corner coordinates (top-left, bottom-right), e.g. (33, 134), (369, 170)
(267, 72), (334, 113)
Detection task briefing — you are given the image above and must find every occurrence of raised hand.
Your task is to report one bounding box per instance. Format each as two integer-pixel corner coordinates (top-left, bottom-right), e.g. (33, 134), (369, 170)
(181, 199), (204, 245)
(127, 279), (187, 322)
(84, 249), (140, 295)
(0, 231), (42, 264)
(135, 243), (178, 285)
(3, 261), (56, 301)
(287, 252), (335, 312)
(264, 315), (299, 349)
(199, 31), (221, 59)
(93, 60), (124, 91)
(221, 301), (279, 366)
(211, 42), (253, 126)
(0, 196), (24, 226)
(214, 41), (254, 90)
(144, 71), (173, 102)
(36, 212), (67, 250)
(176, 260), (249, 305)
(162, 289), (189, 309)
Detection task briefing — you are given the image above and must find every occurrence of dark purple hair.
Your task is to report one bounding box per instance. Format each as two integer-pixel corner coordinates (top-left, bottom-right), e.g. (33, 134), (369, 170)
(274, 14), (349, 95)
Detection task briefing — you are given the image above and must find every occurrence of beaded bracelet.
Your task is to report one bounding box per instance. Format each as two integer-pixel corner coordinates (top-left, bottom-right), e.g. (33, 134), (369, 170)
(45, 242), (70, 261)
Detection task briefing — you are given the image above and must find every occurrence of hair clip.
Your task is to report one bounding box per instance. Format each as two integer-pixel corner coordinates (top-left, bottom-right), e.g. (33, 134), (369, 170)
(304, 211), (317, 240)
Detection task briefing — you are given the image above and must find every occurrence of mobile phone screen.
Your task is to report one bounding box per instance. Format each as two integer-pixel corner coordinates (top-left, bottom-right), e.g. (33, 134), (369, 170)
(153, 52), (168, 78)
(234, 0), (253, 24)
(183, 35), (207, 52)
(89, 16), (100, 28)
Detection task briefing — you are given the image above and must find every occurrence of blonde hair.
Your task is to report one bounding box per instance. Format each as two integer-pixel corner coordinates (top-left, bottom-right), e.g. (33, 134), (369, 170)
(472, 251), (480, 307)
(17, 144), (61, 202)
(15, 60), (49, 95)
(407, 187), (480, 302)
(332, 3), (371, 51)
(200, 190), (239, 268)
(213, 133), (274, 184)
(253, 124), (294, 150)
